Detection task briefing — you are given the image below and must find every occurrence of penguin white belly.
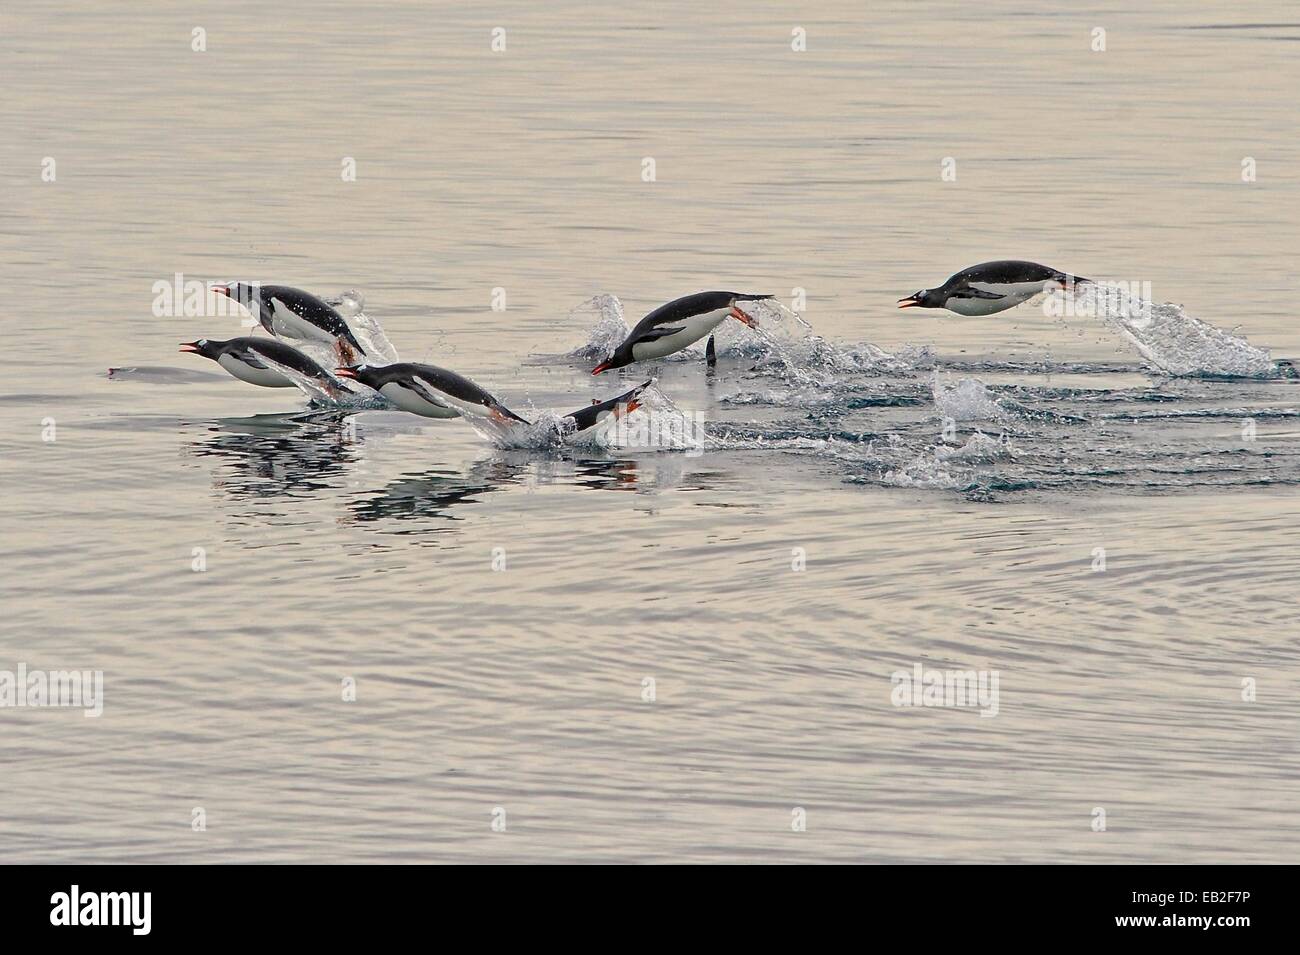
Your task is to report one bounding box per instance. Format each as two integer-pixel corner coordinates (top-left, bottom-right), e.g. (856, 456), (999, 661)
(270, 298), (337, 342)
(947, 281), (1052, 316)
(632, 308), (730, 360)
(217, 353), (295, 388)
(378, 381), (461, 418)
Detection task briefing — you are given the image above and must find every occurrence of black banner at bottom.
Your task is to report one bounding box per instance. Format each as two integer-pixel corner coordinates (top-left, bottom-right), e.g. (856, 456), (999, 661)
(0, 864), (1283, 941)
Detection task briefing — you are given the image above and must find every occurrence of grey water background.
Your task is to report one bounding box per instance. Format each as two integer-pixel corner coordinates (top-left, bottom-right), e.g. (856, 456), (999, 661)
(2, 2), (1298, 863)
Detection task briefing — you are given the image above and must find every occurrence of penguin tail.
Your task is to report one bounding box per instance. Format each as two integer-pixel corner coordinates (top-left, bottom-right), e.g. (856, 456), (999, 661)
(493, 405), (530, 426)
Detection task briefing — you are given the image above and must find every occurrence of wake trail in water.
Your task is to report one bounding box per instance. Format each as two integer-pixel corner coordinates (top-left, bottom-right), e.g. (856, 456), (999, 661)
(122, 286), (1300, 499)
(1059, 283), (1282, 379)
(562, 294), (911, 387)
(465, 384), (705, 453)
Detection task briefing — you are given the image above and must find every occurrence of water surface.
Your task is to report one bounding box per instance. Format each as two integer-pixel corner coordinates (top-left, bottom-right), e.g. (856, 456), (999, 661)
(2, 1), (1298, 863)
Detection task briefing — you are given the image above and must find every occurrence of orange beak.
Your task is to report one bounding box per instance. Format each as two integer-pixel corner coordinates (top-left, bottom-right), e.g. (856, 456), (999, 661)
(592, 361), (612, 375)
(211, 284), (230, 298)
(613, 399), (642, 420)
(897, 298), (919, 309)
(178, 342), (200, 353)
(334, 367), (359, 379)
(730, 304), (758, 328)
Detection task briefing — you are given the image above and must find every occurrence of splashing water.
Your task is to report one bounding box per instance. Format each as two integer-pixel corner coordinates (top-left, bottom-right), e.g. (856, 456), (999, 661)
(464, 384), (704, 454)
(253, 353), (388, 410)
(932, 375), (1013, 422)
(326, 289), (401, 365)
(563, 294), (629, 361)
(1063, 284), (1277, 378)
(728, 298), (908, 376)
(880, 433), (1019, 490)
(563, 293), (909, 386)
(469, 410), (572, 452)
(934, 430), (1018, 464)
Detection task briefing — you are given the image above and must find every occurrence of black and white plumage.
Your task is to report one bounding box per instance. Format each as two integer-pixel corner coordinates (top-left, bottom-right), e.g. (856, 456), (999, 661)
(179, 337), (354, 397)
(898, 261), (1091, 316)
(592, 291), (772, 374)
(213, 283), (368, 362)
(563, 380), (652, 434)
(335, 362), (529, 423)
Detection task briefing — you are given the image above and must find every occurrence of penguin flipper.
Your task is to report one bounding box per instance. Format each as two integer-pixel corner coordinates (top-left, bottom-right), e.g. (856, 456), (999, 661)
(634, 325), (686, 344)
(403, 377), (455, 411)
(952, 287), (1004, 301)
(230, 346), (271, 370)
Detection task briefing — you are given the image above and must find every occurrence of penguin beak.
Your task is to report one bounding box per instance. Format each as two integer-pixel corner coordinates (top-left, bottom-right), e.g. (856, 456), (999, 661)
(178, 342), (201, 353)
(211, 285), (230, 298)
(729, 305), (759, 328)
(591, 361), (612, 376)
(334, 367), (359, 379)
(897, 297), (919, 309)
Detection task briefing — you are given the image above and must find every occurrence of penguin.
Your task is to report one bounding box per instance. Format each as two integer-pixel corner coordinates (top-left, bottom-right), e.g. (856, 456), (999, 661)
(179, 337), (354, 398)
(592, 291), (772, 374)
(898, 261), (1091, 316)
(335, 362), (528, 423)
(562, 380), (653, 434)
(213, 283), (368, 363)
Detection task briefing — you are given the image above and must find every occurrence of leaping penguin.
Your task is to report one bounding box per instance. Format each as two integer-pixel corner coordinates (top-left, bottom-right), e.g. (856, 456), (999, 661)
(213, 282), (368, 363)
(335, 362), (529, 423)
(563, 380), (653, 435)
(592, 291), (772, 374)
(179, 337), (355, 398)
(898, 261), (1091, 316)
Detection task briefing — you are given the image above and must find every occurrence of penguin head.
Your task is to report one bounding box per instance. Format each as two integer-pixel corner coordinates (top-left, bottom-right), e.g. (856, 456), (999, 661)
(212, 282), (270, 323)
(591, 345), (633, 376)
(334, 363), (379, 387)
(897, 289), (939, 309)
(179, 339), (223, 360)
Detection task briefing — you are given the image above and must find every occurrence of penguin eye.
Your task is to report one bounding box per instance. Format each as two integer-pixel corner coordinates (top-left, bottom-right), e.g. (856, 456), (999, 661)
(198, 339), (208, 346)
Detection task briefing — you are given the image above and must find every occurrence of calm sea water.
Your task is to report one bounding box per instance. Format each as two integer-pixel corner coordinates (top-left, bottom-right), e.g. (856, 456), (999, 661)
(2, 2), (1299, 863)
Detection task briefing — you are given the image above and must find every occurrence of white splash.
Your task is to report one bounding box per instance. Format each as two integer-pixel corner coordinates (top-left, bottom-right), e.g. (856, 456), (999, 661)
(254, 353), (387, 409)
(934, 430), (1018, 464)
(932, 376), (1011, 422)
(564, 294), (630, 361)
(327, 289), (401, 365)
(465, 385), (703, 453)
(564, 293), (908, 383)
(1062, 284), (1276, 378)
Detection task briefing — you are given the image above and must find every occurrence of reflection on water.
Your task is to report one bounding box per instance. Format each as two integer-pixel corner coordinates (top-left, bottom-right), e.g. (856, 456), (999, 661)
(185, 412), (734, 530)
(346, 460), (525, 526)
(185, 412), (360, 499)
